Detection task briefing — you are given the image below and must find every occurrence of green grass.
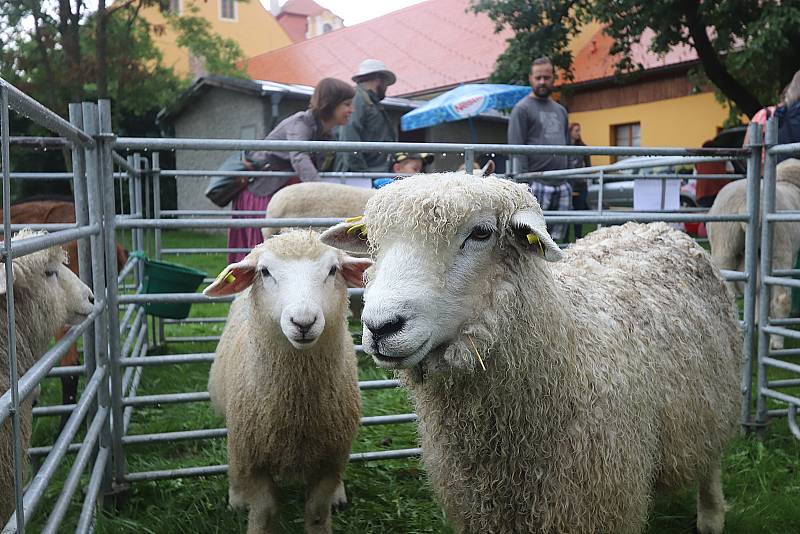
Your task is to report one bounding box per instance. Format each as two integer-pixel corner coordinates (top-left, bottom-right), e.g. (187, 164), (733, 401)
(23, 229), (800, 533)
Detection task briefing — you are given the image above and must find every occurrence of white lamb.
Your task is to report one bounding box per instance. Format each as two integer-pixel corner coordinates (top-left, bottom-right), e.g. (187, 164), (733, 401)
(707, 158), (800, 349)
(204, 230), (371, 534)
(1, 229), (95, 525)
(321, 173), (741, 534)
(261, 161), (496, 239)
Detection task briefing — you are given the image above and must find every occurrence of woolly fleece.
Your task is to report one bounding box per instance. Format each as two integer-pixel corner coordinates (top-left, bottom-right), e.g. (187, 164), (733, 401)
(357, 174), (742, 533)
(1, 230), (85, 525)
(262, 182), (375, 239)
(707, 158), (800, 347)
(207, 231), (361, 531)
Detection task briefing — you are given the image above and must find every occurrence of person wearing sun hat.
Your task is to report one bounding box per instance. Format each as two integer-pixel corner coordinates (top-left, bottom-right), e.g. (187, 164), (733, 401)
(334, 59), (398, 179)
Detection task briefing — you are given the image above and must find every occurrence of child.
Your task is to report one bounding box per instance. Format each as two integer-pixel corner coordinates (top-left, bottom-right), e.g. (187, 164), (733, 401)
(373, 152), (434, 188)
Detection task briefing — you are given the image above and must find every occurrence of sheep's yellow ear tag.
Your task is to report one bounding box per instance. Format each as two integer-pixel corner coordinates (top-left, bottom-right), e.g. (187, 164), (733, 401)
(213, 267), (236, 286)
(527, 233), (545, 255)
(345, 215), (368, 238)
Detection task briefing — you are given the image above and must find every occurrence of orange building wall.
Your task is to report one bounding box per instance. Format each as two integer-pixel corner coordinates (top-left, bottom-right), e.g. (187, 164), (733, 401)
(140, 0), (292, 77)
(569, 92), (732, 166)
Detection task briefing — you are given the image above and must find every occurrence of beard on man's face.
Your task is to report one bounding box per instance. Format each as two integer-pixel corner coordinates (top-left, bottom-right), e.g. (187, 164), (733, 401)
(533, 84), (552, 98)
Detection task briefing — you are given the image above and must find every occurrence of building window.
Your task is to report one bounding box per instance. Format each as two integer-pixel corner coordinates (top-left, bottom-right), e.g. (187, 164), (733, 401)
(169, 0), (181, 14)
(322, 23), (333, 33)
(611, 122), (641, 162)
(220, 0), (236, 20)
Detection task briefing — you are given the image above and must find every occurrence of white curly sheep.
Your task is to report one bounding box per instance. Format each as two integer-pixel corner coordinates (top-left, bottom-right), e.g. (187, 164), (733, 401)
(321, 173), (741, 534)
(707, 158), (800, 349)
(204, 230), (371, 534)
(1, 229), (95, 525)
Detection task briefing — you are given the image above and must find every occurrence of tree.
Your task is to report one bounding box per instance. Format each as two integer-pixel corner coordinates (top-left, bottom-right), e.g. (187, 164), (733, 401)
(472, 0), (800, 118)
(1, 0), (247, 202)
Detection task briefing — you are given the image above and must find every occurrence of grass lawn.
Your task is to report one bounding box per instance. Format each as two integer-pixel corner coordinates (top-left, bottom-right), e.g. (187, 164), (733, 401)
(25, 229), (800, 533)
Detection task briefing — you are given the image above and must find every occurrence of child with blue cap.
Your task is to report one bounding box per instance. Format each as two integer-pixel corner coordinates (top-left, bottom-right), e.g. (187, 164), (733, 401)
(374, 152), (434, 188)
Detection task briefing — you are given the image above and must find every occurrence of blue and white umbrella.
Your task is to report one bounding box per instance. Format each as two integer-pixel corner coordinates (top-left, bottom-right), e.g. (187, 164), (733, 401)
(401, 83), (531, 132)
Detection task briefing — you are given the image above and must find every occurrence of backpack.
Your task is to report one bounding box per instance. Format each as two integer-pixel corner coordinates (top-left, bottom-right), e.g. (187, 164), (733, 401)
(775, 101), (800, 163)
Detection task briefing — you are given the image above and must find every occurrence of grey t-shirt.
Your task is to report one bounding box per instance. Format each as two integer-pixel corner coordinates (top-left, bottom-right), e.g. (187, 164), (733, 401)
(507, 96), (570, 179)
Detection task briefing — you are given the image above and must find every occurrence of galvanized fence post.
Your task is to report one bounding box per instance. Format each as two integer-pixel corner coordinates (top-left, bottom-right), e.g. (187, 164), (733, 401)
(98, 99), (129, 489)
(741, 122), (762, 430)
(79, 100), (115, 511)
(464, 148), (474, 175)
(756, 118), (779, 433)
(152, 152), (164, 347)
(69, 103), (99, 427)
(1, 75), (27, 534)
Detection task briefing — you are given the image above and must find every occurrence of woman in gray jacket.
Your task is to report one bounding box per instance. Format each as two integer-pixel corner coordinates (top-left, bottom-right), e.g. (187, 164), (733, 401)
(228, 78), (355, 261)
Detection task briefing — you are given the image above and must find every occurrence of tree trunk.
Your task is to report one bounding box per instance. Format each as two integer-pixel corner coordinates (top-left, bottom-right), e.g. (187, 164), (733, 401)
(30, 1), (59, 110)
(682, 0), (763, 117)
(58, 0), (82, 103)
(97, 0), (109, 98)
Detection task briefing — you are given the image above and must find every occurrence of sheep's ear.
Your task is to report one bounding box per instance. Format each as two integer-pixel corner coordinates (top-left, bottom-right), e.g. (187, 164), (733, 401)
(204, 257), (258, 297)
(320, 220), (370, 255)
(481, 160), (496, 176)
(510, 209), (564, 262)
(340, 256), (372, 288)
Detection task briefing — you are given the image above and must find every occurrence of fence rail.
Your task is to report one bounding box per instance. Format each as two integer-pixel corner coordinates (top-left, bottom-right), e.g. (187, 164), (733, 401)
(1, 74), (799, 532)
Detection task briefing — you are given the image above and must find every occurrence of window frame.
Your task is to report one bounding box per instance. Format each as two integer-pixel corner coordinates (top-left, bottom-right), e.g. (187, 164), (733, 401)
(610, 122), (641, 162)
(219, 0), (237, 21)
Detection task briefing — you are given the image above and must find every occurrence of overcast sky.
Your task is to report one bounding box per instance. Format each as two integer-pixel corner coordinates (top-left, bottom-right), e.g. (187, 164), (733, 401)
(259, 0), (428, 26)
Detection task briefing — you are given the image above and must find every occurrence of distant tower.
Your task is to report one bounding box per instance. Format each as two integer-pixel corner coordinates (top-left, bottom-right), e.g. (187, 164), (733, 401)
(275, 0), (344, 43)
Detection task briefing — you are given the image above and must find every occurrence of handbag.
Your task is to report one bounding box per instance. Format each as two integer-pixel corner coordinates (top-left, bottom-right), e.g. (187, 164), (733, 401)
(204, 151), (253, 207)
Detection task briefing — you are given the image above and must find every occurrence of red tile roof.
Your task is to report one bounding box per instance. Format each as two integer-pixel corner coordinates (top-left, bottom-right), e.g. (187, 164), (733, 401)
(568, 28), (698, 85)
(245, 0), (512, 97)
(247, 0), (700, 96)
(279, 0), (326, 17)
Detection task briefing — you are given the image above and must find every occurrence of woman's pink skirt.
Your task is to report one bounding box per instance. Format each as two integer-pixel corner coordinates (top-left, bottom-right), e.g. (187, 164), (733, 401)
(227, 179), (300, 264)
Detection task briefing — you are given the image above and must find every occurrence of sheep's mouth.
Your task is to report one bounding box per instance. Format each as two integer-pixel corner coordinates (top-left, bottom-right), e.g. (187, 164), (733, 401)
(372, 338), (439, 369)
(286, 333), (320, 348)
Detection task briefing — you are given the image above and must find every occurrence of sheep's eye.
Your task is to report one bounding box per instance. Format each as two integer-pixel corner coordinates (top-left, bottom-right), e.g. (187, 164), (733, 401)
(467, 225), (493, 242)
(260, 267), (270, 278)
(328, 265), (338, 277)
(45, 270), (57, 278)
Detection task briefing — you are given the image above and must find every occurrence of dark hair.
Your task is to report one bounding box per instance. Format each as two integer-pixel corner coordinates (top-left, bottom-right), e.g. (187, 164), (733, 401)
(310, 78), (356, 121)
(532, 57), (553, 68)
(569, 122), (585, 146)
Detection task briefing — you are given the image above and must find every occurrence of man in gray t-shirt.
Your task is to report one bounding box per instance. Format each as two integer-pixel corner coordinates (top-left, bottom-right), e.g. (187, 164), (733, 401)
(508, 57), (572, 240)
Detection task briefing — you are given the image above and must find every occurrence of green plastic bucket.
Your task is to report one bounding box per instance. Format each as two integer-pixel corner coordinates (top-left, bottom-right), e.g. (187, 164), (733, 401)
(131, 252), (207, 320)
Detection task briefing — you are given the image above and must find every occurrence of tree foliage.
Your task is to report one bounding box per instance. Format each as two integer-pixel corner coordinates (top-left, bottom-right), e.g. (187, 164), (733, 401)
(0, 0), (246, 131)
(472, 0), (800, 118)
(1, 0), (246, 202)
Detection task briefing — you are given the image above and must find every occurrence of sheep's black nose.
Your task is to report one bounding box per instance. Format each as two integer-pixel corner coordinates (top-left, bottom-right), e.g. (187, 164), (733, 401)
(365, 316), (406, 341)
(290, 316), (317, 334)
(88, 295), (95, 304)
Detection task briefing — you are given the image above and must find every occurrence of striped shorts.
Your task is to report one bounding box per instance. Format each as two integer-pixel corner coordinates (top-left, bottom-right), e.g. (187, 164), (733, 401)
(529, 181), (573, 241)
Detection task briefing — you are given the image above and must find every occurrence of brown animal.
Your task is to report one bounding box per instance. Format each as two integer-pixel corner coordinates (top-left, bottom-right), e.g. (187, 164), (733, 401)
(0, 201), (128, 422)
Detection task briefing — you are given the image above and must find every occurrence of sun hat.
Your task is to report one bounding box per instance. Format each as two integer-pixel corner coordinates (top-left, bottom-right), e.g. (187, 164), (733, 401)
(352, 59), (397, 86)
(392, 152), (434, 165)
